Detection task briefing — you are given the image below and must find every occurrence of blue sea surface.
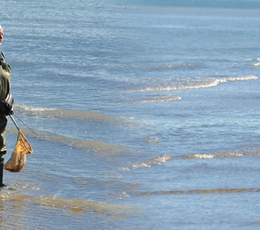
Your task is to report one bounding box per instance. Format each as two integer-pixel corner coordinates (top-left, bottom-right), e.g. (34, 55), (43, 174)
(1, 0), (260, 229)
(120, 0), (260, 8)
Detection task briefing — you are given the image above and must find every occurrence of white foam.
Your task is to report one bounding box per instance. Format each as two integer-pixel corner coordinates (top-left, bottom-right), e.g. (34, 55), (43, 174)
(133, 75), (258, 92)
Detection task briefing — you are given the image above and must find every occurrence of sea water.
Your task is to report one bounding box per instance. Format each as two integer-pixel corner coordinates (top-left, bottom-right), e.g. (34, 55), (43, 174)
(1, 0), (260, 229)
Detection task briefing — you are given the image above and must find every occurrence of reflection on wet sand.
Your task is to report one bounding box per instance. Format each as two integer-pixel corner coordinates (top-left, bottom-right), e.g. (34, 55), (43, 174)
(7, 127), (131, 156)
(0, 191), (139, 219)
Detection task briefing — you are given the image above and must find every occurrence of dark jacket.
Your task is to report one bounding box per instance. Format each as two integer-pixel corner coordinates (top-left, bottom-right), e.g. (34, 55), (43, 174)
(0, 51), (11, 101)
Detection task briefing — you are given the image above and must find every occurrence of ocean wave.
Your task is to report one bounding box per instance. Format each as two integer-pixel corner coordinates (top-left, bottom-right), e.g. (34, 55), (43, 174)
(247, 58), (260, 66)
(245, 150), (260, 155)
(131, 75), (258, 92)
(138, 188), (260, 196)
(181, 151), (243, 159)
(13, 104), (130, 122)
(121, 154), (172, 170)
(182, 150), (260, 159)
(153, 62), (199, 70)
(250, 62), (260, 67)
(142, 136), (159, 143)
(134, 95), (181, 103)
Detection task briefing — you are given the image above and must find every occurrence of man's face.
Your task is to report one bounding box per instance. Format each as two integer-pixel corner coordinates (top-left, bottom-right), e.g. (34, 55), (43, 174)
(0, 28), (3, 44)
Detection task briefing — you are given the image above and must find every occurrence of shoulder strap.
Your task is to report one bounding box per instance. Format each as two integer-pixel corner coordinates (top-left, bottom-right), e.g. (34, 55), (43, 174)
(0, 51), (11, 73)
(0, 51), (6, 65)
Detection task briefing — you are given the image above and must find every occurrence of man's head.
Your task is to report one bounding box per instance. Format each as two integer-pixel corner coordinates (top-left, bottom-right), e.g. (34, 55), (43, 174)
(0, 26), (3, 45)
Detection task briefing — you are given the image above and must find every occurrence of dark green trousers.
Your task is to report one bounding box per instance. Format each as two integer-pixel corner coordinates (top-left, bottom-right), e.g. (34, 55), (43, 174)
(0, 113), (7, 157)
(0, 114), (7, 186)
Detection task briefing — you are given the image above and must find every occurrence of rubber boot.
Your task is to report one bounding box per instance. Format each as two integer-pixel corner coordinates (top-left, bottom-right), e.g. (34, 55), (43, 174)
(0, 158), (4, 187)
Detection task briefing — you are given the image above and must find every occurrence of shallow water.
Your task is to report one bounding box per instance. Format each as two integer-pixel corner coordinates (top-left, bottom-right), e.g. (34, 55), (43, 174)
(1, 0), (260, 229)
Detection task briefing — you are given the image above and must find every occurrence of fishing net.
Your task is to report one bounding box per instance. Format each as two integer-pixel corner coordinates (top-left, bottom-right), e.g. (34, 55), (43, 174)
(4, 129), (33, 172)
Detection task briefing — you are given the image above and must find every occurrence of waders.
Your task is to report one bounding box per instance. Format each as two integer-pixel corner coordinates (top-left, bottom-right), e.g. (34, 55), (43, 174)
(0, 158), (4, 186)
(0, 50), (11, 186)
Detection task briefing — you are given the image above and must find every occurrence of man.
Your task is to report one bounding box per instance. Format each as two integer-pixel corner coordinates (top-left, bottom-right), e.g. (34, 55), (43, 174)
(0, 25), (12, 186)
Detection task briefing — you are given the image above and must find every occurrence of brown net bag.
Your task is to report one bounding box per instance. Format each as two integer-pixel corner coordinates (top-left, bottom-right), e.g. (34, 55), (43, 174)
(4, 130), (33, 172)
